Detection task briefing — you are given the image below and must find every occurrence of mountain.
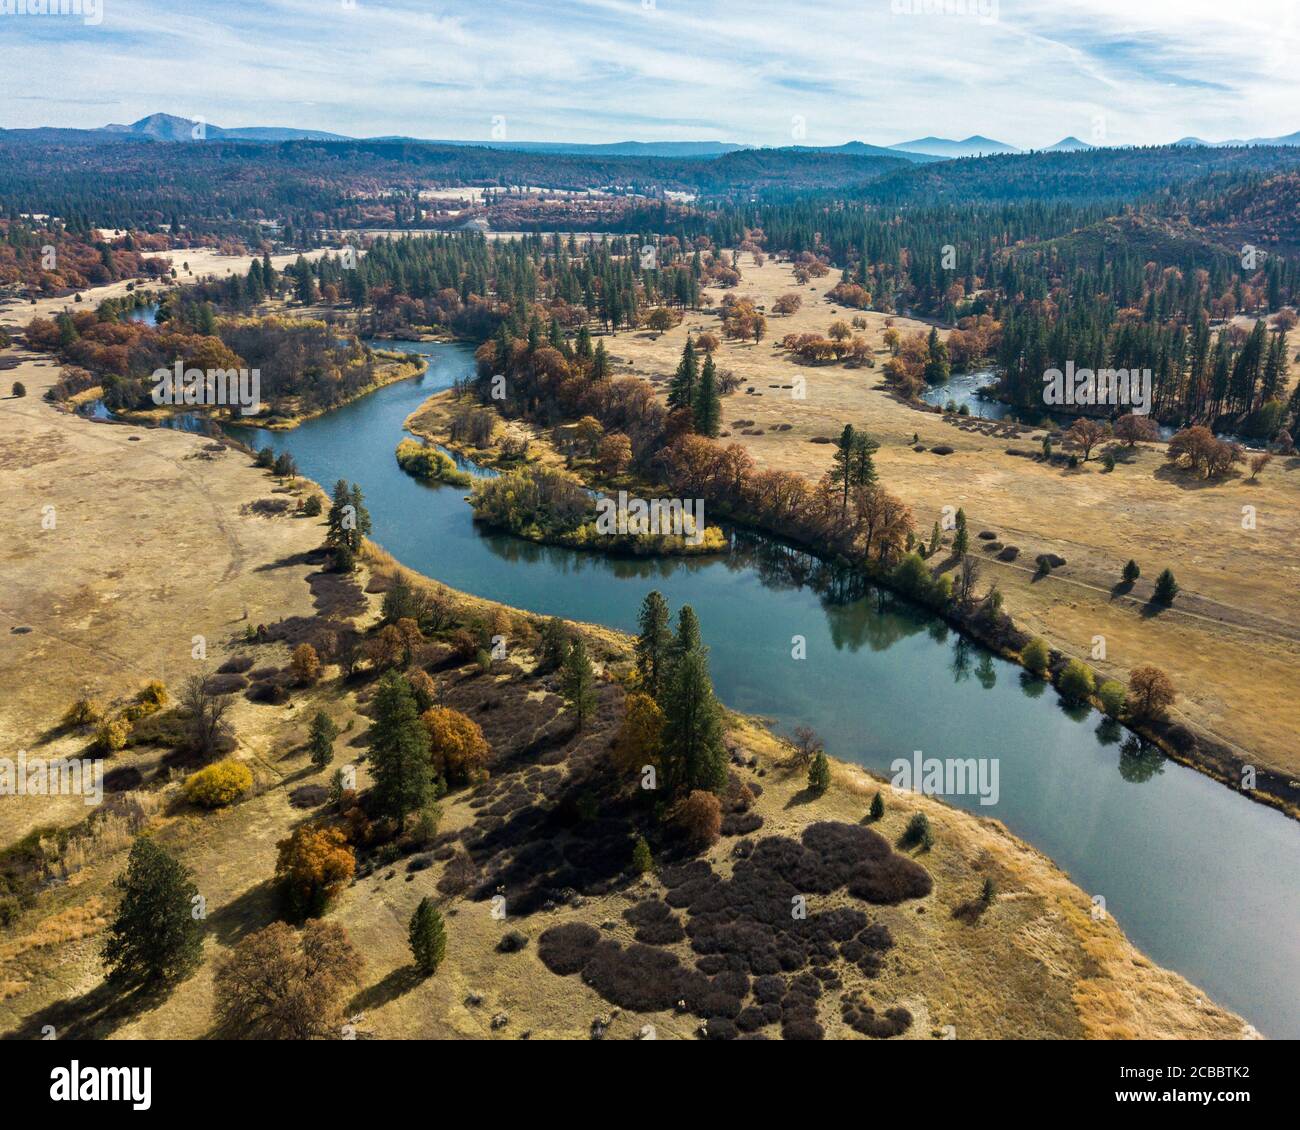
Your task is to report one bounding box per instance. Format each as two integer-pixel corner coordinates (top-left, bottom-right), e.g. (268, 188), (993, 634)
(1043, 136), (1093, 152)
(100, 113), (349, 142)
(889, 135), (1020, 158)
(787, 140), (938, 164)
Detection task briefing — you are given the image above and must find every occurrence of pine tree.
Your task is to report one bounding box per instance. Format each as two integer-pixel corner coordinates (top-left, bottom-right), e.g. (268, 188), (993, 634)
(672, 605), (703, 660)
(561, 637), (597, 730)
(953, 508), (969, 558)
(807, 751), (831, 795)
(309, 711), (339, 770)
(634, 591), (672, 699)
(693, 353), (721, 437)
(661, 648), (727, 795)
(830, 424), (857, 517)
(1122, 559), (1140, 584)
(408, 896), (447, 975)
(667, 338), (699, 411)
(869, 791), (885, 821)
(924, 326), (951, 384)
(592, 339), (609, 379)
(367, 672), (431, 820)
(537, 616), (570, 673)
(1153, 568), (1179, 605)
(101, 837), (203, 985)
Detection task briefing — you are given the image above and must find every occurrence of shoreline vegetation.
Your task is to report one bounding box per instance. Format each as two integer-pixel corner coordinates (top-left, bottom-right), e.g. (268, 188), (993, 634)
(0, 292), (1261, 1042)
(405, 384), (1298, 822)
(394, 437), (473, 487)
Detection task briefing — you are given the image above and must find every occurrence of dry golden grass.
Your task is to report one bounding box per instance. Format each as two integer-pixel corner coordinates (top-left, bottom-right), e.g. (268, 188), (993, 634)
(592, 253), (1300, 782)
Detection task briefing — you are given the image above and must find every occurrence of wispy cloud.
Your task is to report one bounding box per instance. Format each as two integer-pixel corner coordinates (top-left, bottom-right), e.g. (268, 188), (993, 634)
(0, 0), (1296, 146)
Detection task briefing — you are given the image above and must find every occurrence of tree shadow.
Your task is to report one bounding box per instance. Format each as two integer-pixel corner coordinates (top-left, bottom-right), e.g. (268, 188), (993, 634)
(204, 878), (283, 947)
(783, 786), (820, 809)
(2, 977), (174, 1042)
(348, 964), (424, 1013)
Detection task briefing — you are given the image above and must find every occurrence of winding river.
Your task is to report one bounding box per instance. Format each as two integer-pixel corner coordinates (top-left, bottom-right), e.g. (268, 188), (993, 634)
(229, 340), (1299, 1038)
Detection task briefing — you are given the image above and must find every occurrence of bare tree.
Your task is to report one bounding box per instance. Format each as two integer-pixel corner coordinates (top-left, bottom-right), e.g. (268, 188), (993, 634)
(959, 555), (982, 609)
(182, 674), (233, 757)
(789, 725), (824, 769)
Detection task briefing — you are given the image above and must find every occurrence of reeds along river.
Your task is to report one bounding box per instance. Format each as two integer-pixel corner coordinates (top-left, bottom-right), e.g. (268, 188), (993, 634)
(224, 339), (1300, 1038)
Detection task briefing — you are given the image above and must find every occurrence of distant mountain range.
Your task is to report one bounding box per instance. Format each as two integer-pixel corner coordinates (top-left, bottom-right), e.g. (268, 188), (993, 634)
(5, 114), (1300, 161)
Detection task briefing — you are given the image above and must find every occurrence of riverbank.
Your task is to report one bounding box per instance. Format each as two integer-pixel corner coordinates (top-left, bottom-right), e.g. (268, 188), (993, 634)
(553, 251), (1300, 803)
(405, 385), (1299, 821)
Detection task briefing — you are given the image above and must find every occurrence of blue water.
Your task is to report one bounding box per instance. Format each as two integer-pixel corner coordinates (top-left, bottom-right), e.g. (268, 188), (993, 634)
(226, 340), (1299, 1038)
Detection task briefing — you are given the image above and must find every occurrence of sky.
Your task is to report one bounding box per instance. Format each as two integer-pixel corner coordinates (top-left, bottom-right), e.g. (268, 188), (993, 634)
(1, 0), (1298, 148)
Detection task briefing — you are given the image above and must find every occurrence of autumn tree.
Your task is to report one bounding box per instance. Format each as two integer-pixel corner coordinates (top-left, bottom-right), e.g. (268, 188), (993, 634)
(1113, 413), (1158, 446)
(1067, 418), (1109, 461)
(596, 431), (633, 476)
(1127, 665), (1176, 722)
(101, 837), (203, 986)
(421, 705), (489, 785)
(213, 920), (362, 1039)
(612, 692), (665, 780)
(290, 643), (321, 685)
(672, 789), (721, 850)
(275, 825), (355, 920)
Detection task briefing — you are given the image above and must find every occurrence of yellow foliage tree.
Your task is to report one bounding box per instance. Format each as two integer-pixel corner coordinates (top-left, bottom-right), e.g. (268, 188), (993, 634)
(421, 705), (490, 785)
(275, 825), (355, 919)
(611, 692), (664, 780)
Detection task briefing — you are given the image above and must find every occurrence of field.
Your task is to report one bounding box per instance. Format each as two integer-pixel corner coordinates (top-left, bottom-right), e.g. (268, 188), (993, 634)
(591, 253), (1300, 791)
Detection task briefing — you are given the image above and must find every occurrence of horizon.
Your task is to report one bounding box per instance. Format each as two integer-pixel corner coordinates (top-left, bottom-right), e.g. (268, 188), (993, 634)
(1, 0), (1298, 149)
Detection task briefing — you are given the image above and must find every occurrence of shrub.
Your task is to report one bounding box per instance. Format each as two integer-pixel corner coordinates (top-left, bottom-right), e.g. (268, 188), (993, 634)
(421, 705), (489, 785)
(1153, 568), (1179, 605)
(1057, 659), (1096, 703)
(900, 812), (930, 849)
(631, 835), (654, 875)
(94, 717), (131, 753)
(62, 697), (102, 727)
(1097, 680), (1126, 717)
(869, 791), (884, 821)
(672, 790), (722, 850)
(1021, 637), (1050, 675)
(410, 802), (443, 847)
(302, 494), (323, 517)
(184, 760), (253, 808)
(12, 381), (26, 398)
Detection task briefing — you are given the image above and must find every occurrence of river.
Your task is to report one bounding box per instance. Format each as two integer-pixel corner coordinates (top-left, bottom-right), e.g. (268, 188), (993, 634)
(226, 340), (1299, 1038)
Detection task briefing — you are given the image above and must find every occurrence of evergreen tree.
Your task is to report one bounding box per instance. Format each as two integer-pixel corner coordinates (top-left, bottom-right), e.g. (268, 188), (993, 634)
(1122, 559), (1140, 584)
(693, 353), (721, 437)
(631, 835), (654, 875)
(309, 711), (339, 770)
(672, 605), (703, 660)
(830, 424), (857, 517)
(537, 616), (570, 673)
(924, 326), (951, 384)
(667, 338), (699, 411)
(367, 672), (432, 820)
(869, 791), (885, 821)
(101, 837), (203, 985)
(592, 339), (609, 379)
(1153, 568), (1180, 605)
(408, 896), (447, 975)
(634, 591), (672, 700)
(661, 648), (727, 795)
(561, 637), (597, 730)
(953, 508), (969, 558)
(807, 751), (831, 795)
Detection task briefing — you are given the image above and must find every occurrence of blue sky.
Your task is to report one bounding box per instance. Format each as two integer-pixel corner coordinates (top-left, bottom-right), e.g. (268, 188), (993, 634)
(1, 0), (1298, 147)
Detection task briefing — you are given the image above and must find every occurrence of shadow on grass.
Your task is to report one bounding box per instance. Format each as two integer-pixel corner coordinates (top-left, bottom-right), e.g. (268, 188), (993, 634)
(2, 977), (176, 1041)
(349, 964), (425, 1013)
